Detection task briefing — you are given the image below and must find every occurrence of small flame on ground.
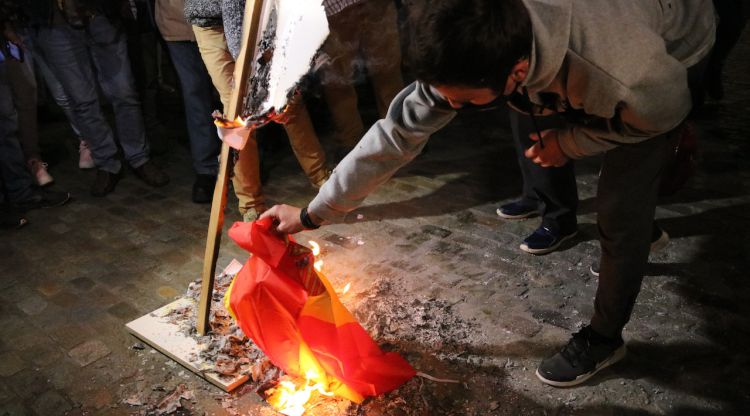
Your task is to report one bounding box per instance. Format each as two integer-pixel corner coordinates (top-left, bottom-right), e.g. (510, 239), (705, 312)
(267, 371), (334, 416)
(341, 282), (351, 295)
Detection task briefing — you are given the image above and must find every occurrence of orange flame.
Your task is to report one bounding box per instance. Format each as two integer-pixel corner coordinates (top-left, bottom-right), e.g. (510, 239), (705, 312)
(213, 115), (245, 128)
(266, 348), (334, 415)
(309, 241), (323, 272)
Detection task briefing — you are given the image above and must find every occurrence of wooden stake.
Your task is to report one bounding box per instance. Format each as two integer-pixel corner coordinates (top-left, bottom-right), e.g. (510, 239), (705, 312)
(197, 0), (266, 336)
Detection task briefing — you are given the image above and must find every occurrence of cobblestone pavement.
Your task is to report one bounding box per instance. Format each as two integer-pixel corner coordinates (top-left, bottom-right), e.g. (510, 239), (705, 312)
(2, 29), (750, 416)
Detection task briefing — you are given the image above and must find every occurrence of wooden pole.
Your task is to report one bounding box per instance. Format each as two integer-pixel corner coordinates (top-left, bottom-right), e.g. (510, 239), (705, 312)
(197, 0), (266, 336)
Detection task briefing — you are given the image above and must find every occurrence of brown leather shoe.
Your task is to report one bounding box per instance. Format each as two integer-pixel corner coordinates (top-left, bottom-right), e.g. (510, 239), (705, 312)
(91, 169), (121, 197)
(133, 160), (169, 187)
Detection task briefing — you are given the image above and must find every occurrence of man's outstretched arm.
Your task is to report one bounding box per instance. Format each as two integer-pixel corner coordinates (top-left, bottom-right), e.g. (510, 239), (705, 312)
(260, 81), (457, 233)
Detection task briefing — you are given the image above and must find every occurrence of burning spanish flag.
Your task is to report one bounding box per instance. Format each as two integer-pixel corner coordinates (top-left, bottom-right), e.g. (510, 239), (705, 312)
(224, 218), (416, 404)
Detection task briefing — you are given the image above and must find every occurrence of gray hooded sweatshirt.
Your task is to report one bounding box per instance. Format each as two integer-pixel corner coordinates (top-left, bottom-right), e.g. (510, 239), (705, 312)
(309, 0), (716, 223)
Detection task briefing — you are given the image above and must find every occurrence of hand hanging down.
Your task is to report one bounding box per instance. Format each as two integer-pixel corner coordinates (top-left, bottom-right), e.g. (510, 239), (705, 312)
(524, 129), (570, 168)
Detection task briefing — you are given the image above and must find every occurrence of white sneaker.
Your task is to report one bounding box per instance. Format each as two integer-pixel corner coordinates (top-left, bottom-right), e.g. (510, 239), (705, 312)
(78, 140), (95, 169)
(28, 159), (54, 186)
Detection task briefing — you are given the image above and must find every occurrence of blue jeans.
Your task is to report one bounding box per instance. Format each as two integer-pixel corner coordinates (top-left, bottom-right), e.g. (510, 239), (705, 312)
(34, 16), (150, 173)
(165, 41), (219, 175)
(0, 63), (35, 203)
(31, 33), (83, 139)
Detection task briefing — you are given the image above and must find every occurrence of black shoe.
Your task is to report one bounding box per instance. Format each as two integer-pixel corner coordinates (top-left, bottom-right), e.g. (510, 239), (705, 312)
(133, 160), (169, 187)
(1, 206), (28, 229)
(520, 226), (578, 255)
(590, 225), (670, 276)
(536, 326), (626, 387)
(13, 189), (71, 211)
(91, 169), (121, 197)
(496, 200), (539, 219)
(192, 174), (216, 204)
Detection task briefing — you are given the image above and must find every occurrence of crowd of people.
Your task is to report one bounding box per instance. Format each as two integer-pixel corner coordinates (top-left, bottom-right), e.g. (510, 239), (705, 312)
(0, 0), (405, 226)
(1, 0), (747, 389)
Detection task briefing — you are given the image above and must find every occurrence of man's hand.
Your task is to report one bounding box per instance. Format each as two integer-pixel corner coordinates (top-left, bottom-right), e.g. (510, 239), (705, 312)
(259, 204), (306, 234)
(524, 129), (570, 167)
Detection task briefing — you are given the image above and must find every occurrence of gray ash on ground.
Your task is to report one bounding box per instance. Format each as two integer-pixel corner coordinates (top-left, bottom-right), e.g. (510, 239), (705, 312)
(352, 279), (477, 354)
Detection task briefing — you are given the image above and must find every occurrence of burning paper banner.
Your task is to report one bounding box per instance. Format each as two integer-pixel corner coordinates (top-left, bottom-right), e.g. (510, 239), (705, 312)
(224, 218), (415, 407)
(215, 0), (329, 150)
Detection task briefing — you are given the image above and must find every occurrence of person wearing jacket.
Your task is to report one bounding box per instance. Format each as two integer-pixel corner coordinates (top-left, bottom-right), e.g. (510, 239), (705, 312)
(261, 0), (716, 386)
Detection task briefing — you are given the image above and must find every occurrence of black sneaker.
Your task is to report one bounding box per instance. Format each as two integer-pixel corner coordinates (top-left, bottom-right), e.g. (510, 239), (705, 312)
(520, 226), (578, 255)
(133, 160), (169, 187)
(590, 225), (670, 276)
(91, 169), (121, 197)
(496, 200), (539, 219)
(192, 174), (216, 204)
(536, 326), (626, 387)
(13, 189), (71, 211)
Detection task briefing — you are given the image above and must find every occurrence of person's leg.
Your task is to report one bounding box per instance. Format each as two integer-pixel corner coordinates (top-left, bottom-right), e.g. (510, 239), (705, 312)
(192, 25), (235, 111)
(5, 30), (40, 161)
(591, 133), (673, 338)
(232, 133), (265, 219)
(512, 110), (578, 233)
(321, 8), (364, 153)
(505, 109), (578, 254)
(86, 15), (150, 169)
(0, 64), (35, 203)
(32, 42), (93, 169)
(34, 23), (122, 174)
(360, 0), (404, 118)
(283, 96), (329, 186)
(536, 131), (673, 387)
(164, 41), (220, 176)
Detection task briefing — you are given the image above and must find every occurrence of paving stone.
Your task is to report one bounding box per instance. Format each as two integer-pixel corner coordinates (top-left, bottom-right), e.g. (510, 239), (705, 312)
(48, 324), (98, 350)
(106, 302), (139, 320)
(49, 223), (71, 234)
(67, 277), (96, 292)
(0, 401), (28, 416)
(15, 294), (48, 316)
(48, 291), (80, 308)
(31, 390), (72, 416)
(156, 286), (179, 300)
(0, 352), (25, 377)
(35, 280), (63, 298)
(68, 340), (111, 367)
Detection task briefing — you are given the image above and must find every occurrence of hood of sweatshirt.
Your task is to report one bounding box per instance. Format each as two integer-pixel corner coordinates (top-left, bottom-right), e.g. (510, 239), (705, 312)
(519, 0), (572, 93)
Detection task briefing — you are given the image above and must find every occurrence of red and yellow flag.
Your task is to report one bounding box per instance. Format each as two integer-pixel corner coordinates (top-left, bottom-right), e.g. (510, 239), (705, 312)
(225, 218), (415, 402)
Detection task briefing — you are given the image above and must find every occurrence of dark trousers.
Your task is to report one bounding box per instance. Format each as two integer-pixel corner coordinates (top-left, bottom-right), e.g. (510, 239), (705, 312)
(164, 41), (220, 176)
(509, 109), (578, 234)
(591, 58), (708, 338)
(591, 133), (673, 338)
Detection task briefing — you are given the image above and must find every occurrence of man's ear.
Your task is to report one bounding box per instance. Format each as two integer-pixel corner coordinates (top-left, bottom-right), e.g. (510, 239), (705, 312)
(510, 59), (530, 83)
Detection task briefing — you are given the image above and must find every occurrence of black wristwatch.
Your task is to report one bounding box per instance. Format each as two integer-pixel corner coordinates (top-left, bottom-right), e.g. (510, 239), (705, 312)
(300, 206), (320, 229)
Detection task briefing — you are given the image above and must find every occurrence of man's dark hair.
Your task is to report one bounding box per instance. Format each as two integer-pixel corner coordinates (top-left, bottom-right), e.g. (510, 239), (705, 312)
(406, 0), (532, 92)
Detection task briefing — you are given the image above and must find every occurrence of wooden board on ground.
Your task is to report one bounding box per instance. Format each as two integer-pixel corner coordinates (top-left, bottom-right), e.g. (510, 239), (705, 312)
(125, 297), (248, 392)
